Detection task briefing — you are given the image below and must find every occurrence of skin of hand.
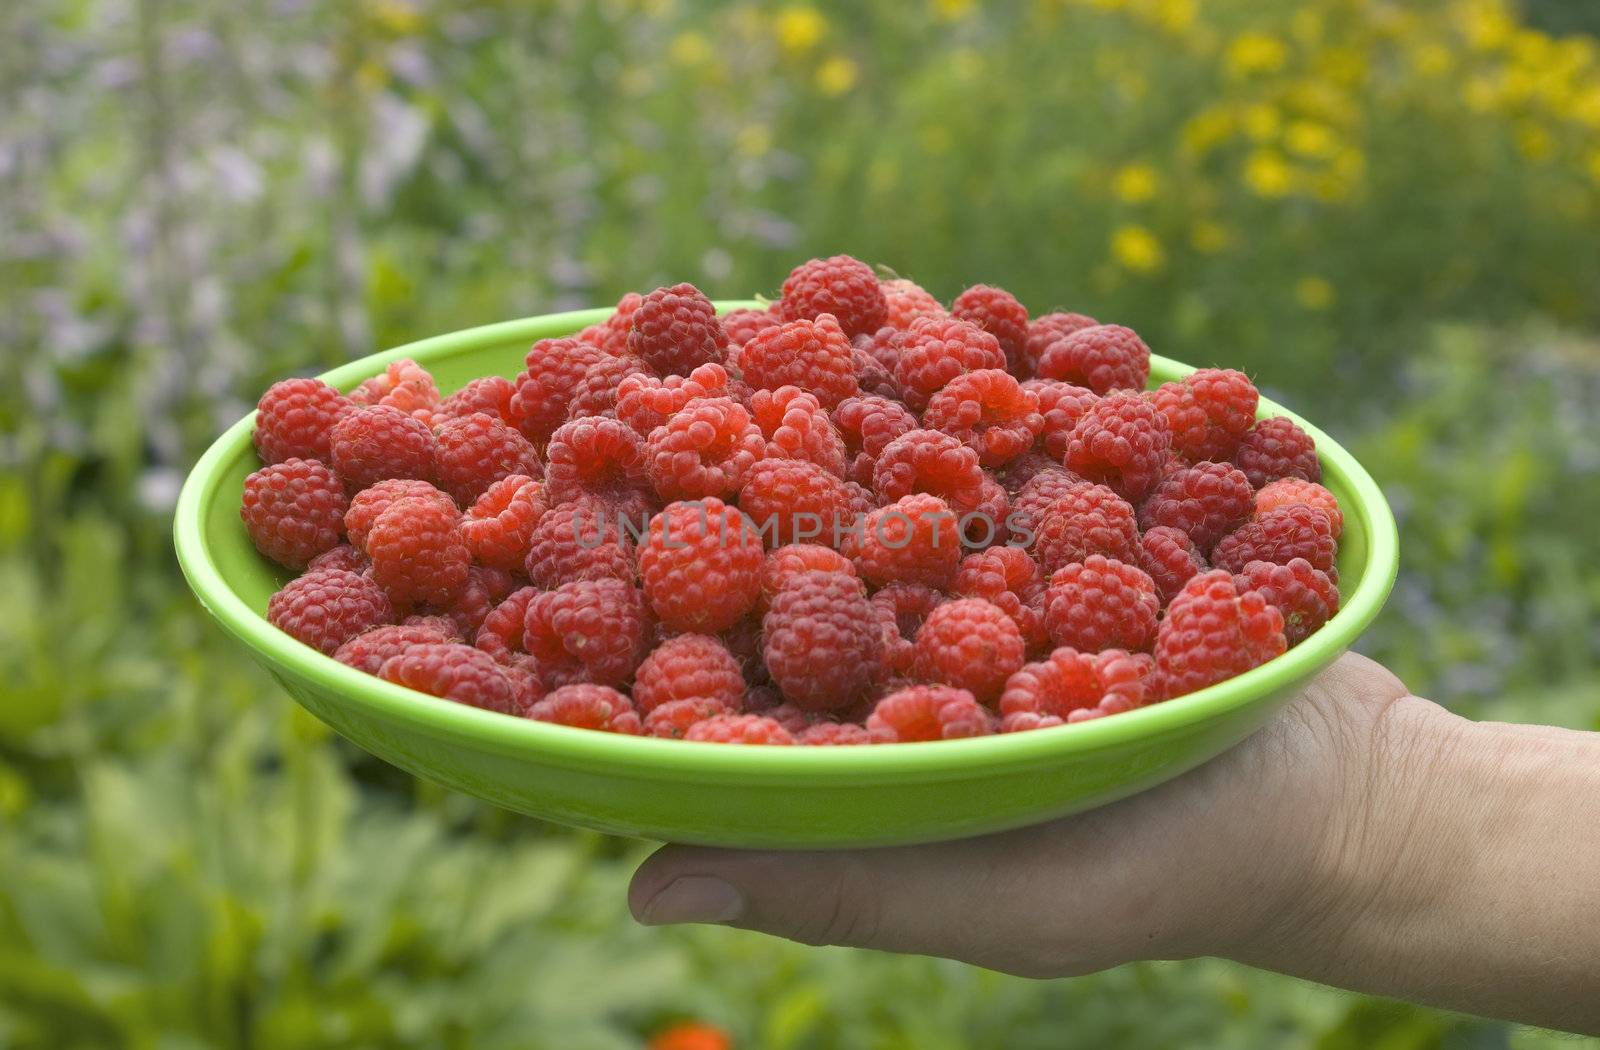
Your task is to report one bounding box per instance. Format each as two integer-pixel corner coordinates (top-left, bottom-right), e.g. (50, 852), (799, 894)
(629, 653), (1600, 1036)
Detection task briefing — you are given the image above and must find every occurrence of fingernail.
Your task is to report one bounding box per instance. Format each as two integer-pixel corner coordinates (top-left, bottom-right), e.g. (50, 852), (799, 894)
(640, 875), (745, 926)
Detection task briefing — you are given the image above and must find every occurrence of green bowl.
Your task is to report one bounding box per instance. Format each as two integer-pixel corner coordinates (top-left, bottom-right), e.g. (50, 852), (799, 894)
(174, 303), (1398, 849)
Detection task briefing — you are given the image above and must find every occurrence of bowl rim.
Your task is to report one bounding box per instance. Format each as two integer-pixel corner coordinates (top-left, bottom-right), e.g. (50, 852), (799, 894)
(174, 303), (1398, 780)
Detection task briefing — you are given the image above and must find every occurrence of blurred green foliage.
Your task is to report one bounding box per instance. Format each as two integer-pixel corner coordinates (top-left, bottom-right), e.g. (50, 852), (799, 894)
(2, 0), (1599, 1046)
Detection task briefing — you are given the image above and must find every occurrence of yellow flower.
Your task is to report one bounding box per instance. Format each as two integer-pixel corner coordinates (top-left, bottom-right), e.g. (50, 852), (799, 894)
(367, 0), (421, 34)
(1153, 0), (1195, 33)
(669, 31), (711, 66)
(1225, 32), (1288, 79)
(1181, 107), (1236, 155)
(1409, 42), (1454, 78)
(1111, 225), (1165, 274)
(1243, 104), (1281, 142)
(1285, 121), (1336, 160)
(1461, 0), (1513, 52)
(1190, 220), (1230, 254)
(933, 0), (974, 20)
(776, 6), (826, 54)
(1244, 150), (1293, 197)
(1464, 74), (1500, 113)
(816, 56), (858, 96)
(1295, 276), (1335, 311)
(1112, 164), (1160, 203)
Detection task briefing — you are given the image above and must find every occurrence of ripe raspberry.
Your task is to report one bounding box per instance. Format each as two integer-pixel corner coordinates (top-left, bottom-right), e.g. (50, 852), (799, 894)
(645, 396), (765, 501)
(401, 614), (464, 641)
(1233, 557), (1340, 647)
(922, 370), (1044, 468)
(644, 697), (733, 738)
(567, 353), (650, 419)
(952, 545), (1047, 652)
(252, 378), (355, 465)
(720, 615), (767, 684)
(1043, 556), (1160, 653)
(892, 315), (1007, 411)
(638, 498), (763, 633)
(1152, 570), (1287, 699)
(851, 342), (902, 401)
(854, 325), (904, 375)
(951, 284), (1029, 375)
(868, 583), (943, 675)
(1255, 478), (1343, 539)
(240, 458), (348, 569)
(1138, 462), (1255, 552)
(510, 337), (613, 446)
(847, 494), (963, 589)
(378, 643), (519, 714)
(1033, 481), (1140, 575)
(344, 479), (455, 550)
(1148, 369), (1259, 462)
(999, 648), (1154, 731)
(366, 496), (470, 607)
(1022, 312), (1098, 379)
(267, 568), (393, 654)
(502, 657), (546, 711)
(627, 283), (728, 377)
(435, 375), (516, 426)
(683, 713), (796, 744)
(996, 452), (1071, 495)
(461, 474), (545, 571)
(911, 599), (1025, 706)
(1023, 379), (1100, 461)
(615, 363), (730, 436)
(432, 412), (542, 505)
(872, 429), (986, 512)
(522, 579), (650, 689)
(721, 307), (782, 349)
(1233, 416), (1321, 489)
(349, 358), (441, 416)
(748, 386), (846, 476)
(1064, 391), (1173, 503)
(307, 543), (368, 575)
(543, 416), (653, 511)
(739, 314), (859, 408)
(761, 544), (858, 611)
(963, 476), (1010, 549)
(524, 498), (637, 589)
(430, 565), (515, 639)
(527, 684), (643, 734)
(632, 634), (746, 714)
(333, 623), (455, 674)
(832, 394), (918, 486)
(329, 405), (438, 491)
(1034, 323), (1151, 394)
(800, 721), (875, 746)
(1211, 504), (1338, 575)
(589, 290), (646, 356)
(1135, 526), (1206, 606)
(1008, 469), (1087, 545)
(473, 585), (539, 664)
(762, 570), (883, 711)
(742, 462), (854, 553)
(880, 277), (946, 330)
(866, 686), (994, 742)
(777, 255), (887, 338)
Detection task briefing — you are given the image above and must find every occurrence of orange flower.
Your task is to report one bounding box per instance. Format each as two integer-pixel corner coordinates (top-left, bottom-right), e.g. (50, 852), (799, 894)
(648, 1021), (733, 1050)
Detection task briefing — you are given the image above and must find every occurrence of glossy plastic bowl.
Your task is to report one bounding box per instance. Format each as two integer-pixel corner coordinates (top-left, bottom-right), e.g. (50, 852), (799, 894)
(174, 303), (1398, 848)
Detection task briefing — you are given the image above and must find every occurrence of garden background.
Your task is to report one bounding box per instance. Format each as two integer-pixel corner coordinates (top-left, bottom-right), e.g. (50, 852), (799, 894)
(4, 0), (1600, 1046)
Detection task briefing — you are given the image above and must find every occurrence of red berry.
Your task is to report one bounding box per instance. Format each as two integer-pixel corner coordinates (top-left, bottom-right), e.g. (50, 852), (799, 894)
(268, 568), (393, 654)
(527, 684), (643, 733)
(1255, 478), (1343, 539)
(1023, 379), (1100, 461)
(846, 493), (964, 589)
(892, 315), (1007, 411)
(1064, 391), (1172, 503)
(952, 284), (1029, 375)
(473, 585), (539, 664)
(952, 545), (1047, 652)
(509, 337), (610, 446)
(253, 378), (355, 465)
(633, 634), (746, 714)
(307, 543), (368, 575)
(523, 579), (651, 689)
(344, 479), (455, 551)
(366, 495), (470, 607)
(543, 416), (653, 511)
(1233, 416), (1321, 489)
(329, 405), (438, 491)
(378, 642), (519, 715)
(461, 474), (545, 571)
(435, 375), (516, 426)
(1148, 369), (1259, 463)
(524, 497), (638, 589)
(721, 307), (782, 349)
(762, 570), (883, 711)
(1152, 570), (1286, 699)
(912, 599), (1025, 706)
(999, 647), (1154, 731)
(922, 369), (1044, 468)
(567, 354), (650, 419)
(739, 459), (853, 549)
(240, 458), (348, 569)
(1135, 525), (1206, 606)
(1043, 556), (1160, 653)
(748, 386), (846, 476)
(349, 358), (441, 416)
(851, 342), (902, 401)
(880, 278), (946, 330)
(627, 283), (728, 377)
(761, 544), (857, 609)
(1138, 462), (1255, 552)
(869, 583), (945, 676)
(739, 314), (859, 408)
(872, 429), (986, 512)
(401, 614), (464, 641)
(643, 697), (733, 738)
(429, 565), (515, 639)
(333, 623), (456, 674)
(433, 412), (542, 505)
(1034, 324), (1151, 394)
(645, 396), (766, 502)
(866, 685), (993, 742)
(683, 713), (796, 744)
(638, 498), (763, 633)
(1033, 481), (1140, 576)
(777, 255), (888, 338)
(1022, 312), (1098, 379)
(997, 452), (1072, 495)
(832, 394), (918, 486)
(799, 721), (875, 746)
(1232, 557), (1340, 647)
(1211, 504), (1338, 576)
(615, 363), (730, 436)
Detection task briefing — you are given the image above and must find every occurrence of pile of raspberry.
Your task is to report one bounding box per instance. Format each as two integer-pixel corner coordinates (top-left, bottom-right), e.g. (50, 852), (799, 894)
(243, 256), (1343, 744)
